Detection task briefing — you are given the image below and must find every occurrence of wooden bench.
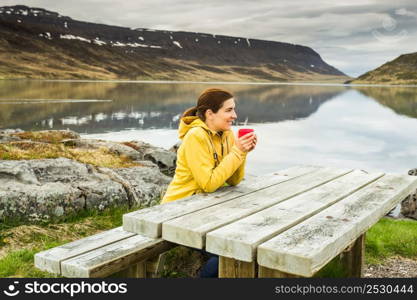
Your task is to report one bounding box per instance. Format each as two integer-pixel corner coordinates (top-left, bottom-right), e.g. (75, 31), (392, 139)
(35, 165), (316, 277)
(35, 165), (417, 278)
(34, 227), (174, 277)
(123, 165), (417, 278)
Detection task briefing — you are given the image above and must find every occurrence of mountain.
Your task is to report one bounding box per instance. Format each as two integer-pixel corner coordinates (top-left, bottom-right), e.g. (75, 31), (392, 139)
(348, 52), (417, 85)
(0, 5), (349, 82)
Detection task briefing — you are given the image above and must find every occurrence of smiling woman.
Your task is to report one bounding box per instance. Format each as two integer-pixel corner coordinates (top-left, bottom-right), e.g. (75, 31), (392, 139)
(161, 88), (257, 204)
(160, 88), (257, 277)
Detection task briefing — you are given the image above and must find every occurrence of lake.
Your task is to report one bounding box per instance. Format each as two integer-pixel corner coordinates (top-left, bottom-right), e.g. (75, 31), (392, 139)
(1, 80), (416, 176)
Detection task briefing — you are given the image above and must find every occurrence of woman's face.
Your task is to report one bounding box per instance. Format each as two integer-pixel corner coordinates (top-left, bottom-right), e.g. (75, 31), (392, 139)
(209, 98), (237, 131)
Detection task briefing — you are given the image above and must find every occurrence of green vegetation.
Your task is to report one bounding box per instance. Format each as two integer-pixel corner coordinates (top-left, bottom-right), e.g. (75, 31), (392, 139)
(315, 217), (417, 277)
(0, 211), (415, 277)
(355, 86), (417, 119)
(11, 131), (77, 144)
(0, 206), (138, 277)
(0, 141), (139, 168)
(350, 52), (417, 85)
(365, 218), (417, 265)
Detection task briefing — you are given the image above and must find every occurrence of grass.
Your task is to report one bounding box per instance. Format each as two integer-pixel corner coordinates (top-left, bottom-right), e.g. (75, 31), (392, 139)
(0, 141), (139, 168)
(11, 131), (77, 144)
(0, 205), (139, 277)
(0, 130), (141, 168)
(0, 210), (415, 278)
(365, 218), (417, 265)
(315, 217), (417, 277)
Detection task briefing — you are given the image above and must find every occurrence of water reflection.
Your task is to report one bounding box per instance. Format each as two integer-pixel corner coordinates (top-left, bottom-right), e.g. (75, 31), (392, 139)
(1, 80), (417, 175)
(0, 81), (346, 132)
(86, 88), (417, 175)
(353, 86), (417, 119)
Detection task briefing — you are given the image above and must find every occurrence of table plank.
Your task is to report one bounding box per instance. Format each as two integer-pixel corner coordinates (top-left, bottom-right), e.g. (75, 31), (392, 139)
(61, 235), (172, 278)
(257, 174), (417, 277)
(34, 227), (135, 274)
(162, 167), (352, 249)
(206, 169), (384, 261)
(123, 165), (320, 237)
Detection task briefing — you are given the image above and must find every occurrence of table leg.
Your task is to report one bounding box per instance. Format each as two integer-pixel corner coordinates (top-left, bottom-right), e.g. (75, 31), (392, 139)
(258, 266), (303, 278)
(219, 256), (257, 278)
(340, 233), (365, 277)
(113, 261), (147, 278)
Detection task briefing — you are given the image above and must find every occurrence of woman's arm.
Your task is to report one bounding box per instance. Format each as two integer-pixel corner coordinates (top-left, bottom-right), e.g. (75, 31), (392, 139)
(184, 129), (246, 193)
(226, 132), (246, 185)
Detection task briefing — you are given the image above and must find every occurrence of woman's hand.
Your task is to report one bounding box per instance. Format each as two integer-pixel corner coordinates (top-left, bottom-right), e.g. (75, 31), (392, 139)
(248, 133), (257, 152)
(235, 132), (257, 153)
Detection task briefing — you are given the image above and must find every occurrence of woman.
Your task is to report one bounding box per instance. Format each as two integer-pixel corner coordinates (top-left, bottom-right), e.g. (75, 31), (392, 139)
(162, 88), (257, 204)
(161, 88), (257, 277)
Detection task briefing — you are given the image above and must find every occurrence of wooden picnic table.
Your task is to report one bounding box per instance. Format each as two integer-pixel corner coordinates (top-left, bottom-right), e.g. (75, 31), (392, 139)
(123, 165), (417, 278)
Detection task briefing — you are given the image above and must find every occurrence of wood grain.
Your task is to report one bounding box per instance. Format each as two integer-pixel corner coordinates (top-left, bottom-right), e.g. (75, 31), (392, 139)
(162, 167), (352, 249)
(206, 170), (383, 262)
(257, 174), (417, 277)
(123, 166), (320, 237)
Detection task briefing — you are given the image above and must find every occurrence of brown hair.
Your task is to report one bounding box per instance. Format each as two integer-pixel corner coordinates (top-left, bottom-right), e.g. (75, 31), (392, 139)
(182, 88), (234, 121)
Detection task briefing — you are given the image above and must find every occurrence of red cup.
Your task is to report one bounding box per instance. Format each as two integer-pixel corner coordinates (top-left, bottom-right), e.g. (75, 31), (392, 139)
(238, 128), (254, 138)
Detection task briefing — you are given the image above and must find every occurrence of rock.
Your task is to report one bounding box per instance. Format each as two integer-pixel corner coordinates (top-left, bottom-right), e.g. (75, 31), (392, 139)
(0, 134), (22, 142)
(0, 157), (170, 223)
(408, 168), (417, 176)
(123, 140), (177, 176)
(33, 129), (81, 140)
(107, 166), (171, 207)
(169, 141), (181, 153)
(401, 191), (417, 220)
(0, 128), (23, 142)
(0, 129), (80, 143)
(0, 129), (176, 223)
(62, 139), (142, 161)
(399, 168), (417, 220)
(0, 129), (24, 134)
(61, 139), (177, 175)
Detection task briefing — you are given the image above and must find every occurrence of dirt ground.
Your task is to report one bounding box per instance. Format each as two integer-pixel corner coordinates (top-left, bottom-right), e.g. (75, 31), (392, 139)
(364, 257), (417, 278)
(165, 247), (417, 278)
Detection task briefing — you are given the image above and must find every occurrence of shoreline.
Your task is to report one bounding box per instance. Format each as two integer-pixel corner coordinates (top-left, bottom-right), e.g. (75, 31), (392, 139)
(1, 78), (417, 87)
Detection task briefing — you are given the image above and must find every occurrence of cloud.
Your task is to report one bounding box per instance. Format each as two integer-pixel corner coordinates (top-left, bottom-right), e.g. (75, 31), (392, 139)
(1, 0), (416, 77)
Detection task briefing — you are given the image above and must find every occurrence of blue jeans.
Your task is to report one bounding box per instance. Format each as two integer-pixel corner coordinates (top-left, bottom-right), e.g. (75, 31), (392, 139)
(198, 250), (219, 278)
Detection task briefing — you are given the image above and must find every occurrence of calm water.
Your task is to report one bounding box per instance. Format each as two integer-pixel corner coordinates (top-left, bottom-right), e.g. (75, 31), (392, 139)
(1, 80), (416, 175)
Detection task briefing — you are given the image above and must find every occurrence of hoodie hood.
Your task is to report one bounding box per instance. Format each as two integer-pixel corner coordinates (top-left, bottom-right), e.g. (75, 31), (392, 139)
(178, 116), (217, 140)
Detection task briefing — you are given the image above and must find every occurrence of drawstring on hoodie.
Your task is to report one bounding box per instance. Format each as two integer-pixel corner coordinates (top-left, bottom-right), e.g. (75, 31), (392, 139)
(206, 130), (228, 168)
(207, 131), (220, 167)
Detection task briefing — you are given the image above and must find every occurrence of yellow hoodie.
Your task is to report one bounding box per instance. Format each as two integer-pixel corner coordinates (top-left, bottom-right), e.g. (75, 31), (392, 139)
(161, 116), (247, 203)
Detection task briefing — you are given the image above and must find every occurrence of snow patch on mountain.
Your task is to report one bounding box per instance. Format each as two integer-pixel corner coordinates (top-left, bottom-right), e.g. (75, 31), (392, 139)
(60, 34), (91, 43)
(173, 41), (182, 48)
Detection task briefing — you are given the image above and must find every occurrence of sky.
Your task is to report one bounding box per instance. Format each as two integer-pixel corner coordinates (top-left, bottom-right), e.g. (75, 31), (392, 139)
(2, 0), (417, 77)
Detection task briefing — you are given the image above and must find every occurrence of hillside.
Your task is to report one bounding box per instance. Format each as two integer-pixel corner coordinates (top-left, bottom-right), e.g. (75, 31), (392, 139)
(0, 5), (349, 82)
(348, 52), (417, 85)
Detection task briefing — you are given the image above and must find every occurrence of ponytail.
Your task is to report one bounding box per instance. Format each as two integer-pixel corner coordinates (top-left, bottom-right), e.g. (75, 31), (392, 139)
(181, 88), (234, 121)
(182, 106), (198, 118)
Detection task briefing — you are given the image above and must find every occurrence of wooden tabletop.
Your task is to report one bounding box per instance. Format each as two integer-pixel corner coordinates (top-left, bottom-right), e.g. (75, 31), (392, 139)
(123, 165), (417, 277)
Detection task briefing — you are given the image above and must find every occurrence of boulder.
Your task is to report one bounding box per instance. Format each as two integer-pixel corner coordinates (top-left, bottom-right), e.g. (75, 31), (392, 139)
(401, 168), (417, 219)
(0, 134), (21, 142)
(0, 158), (171, 223)
(390, 168), (417, 220)
(62, 139), (142, 161)
(122, 140), (177, 176)
(0, 128), (23, 142)
(61, 138), (177, 176)
(401, 193), (417, 220)
(0, 129), (24, 135)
